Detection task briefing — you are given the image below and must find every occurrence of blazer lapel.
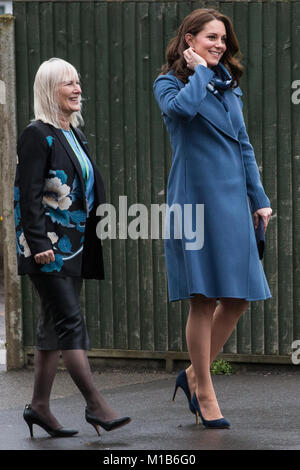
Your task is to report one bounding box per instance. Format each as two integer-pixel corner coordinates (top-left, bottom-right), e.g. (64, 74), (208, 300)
(70, 126), (100, 179)
(51, 126), (88, 212)
(71, 126), (107, 209)
(70, 126), (93, 161)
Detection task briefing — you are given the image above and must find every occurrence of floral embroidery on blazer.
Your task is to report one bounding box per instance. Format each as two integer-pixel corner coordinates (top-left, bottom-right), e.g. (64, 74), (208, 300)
(14, 120), (105, 279)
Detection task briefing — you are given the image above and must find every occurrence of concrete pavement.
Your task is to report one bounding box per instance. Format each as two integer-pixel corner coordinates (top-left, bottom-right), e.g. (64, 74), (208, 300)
(0, 268), (5, 365)
(0, 363), (300, 450)
(0, 270), (299, 451)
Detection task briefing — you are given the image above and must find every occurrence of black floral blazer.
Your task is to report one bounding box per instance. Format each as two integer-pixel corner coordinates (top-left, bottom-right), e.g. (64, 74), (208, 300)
(14, 120), (105, 279)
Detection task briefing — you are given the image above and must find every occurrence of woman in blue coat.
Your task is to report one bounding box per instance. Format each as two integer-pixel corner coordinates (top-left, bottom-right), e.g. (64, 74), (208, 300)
(153, 8), (272, 428)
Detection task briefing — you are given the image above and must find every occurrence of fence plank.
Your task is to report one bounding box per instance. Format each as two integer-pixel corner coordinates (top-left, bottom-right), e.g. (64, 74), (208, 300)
(80, 1), (100, 348)
(247, 2), (264, 356)
(277, 1), (293, 356)
(291, 1), (300, 346)
(123, 1), (141, 350)
(14, 1), (30, 132)
(136, 2), (155, 350)
(262, 1), (278, 355)
(94, 1), (114, 349)
(40, 1), (54, 61)
(108, 1), (128, 349)
(161, 1), (184, 353)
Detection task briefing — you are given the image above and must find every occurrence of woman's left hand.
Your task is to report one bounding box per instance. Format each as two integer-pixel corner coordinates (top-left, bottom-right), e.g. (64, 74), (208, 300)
(253, 207), (272, 232)
(34, 249), (55, 265)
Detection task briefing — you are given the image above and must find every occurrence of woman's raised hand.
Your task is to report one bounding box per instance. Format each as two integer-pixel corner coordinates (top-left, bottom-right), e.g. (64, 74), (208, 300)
(34, 249), (55, 264)
(183, 47), (207, 70)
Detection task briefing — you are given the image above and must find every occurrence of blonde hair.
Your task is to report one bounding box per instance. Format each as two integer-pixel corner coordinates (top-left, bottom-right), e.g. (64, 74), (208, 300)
(33, 58), (84, 128)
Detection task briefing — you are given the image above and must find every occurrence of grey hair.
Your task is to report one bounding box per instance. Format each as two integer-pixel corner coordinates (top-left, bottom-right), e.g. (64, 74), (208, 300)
(33, 58), (84, 128)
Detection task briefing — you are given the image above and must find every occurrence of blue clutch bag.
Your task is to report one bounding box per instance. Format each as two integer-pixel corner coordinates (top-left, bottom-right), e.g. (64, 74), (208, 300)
(255, 217), (265, 260)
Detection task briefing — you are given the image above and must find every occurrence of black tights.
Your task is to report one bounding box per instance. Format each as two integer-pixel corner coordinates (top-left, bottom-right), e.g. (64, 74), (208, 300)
(31, 349), (119, 429)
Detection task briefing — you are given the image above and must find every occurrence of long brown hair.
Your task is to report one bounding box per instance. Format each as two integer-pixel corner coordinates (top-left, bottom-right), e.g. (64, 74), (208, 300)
(161, 8), (243, 87)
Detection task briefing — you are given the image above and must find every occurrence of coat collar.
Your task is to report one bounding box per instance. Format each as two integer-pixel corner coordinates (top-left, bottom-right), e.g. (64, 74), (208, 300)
(174, 74), (242, 141)
(197, 90), (239, 141)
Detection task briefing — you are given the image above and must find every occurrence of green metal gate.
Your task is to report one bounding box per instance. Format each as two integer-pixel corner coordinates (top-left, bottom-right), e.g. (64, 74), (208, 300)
(13, 0), (300, 368)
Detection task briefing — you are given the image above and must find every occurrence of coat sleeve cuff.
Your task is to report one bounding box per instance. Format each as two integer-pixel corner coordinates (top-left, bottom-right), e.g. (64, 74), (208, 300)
(26, 236), (53, 257)
(249, 193), (271, 213)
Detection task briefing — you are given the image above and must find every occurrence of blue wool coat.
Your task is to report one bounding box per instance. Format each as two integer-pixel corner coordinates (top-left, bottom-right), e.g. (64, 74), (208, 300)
(153, 64), (272, 302)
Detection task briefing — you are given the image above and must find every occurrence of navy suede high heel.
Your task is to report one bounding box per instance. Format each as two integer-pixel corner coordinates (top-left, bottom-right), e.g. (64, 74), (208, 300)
(191, 394), (230, 429)
(172, 370), (196, 414)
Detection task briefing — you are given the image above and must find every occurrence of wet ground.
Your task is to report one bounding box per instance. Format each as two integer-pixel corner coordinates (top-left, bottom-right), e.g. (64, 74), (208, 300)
(0, 363), (299, 451)
(0, 266), (299, 452)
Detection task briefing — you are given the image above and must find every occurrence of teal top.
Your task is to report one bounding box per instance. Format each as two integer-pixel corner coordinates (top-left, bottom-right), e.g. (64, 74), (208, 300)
(62, 129), (94, 213)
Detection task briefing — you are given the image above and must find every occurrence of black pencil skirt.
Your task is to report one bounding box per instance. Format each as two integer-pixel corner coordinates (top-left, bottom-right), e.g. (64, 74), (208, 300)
(29, 274), (90, 351)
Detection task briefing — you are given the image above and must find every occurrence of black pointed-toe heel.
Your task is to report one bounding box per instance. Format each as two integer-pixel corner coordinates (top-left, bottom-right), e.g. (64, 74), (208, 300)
(23, 404), (79, 438)
(191, 394), (230, 429)
(172, 370), (196, 415)
(85, 408), (131, 436)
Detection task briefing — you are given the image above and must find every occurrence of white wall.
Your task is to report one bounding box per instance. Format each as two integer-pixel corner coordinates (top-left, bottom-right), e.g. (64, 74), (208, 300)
(0, 2), (12, 14)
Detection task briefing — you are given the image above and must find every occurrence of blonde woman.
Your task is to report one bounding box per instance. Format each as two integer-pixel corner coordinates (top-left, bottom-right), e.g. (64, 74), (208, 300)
(14, 58), (130, 437)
